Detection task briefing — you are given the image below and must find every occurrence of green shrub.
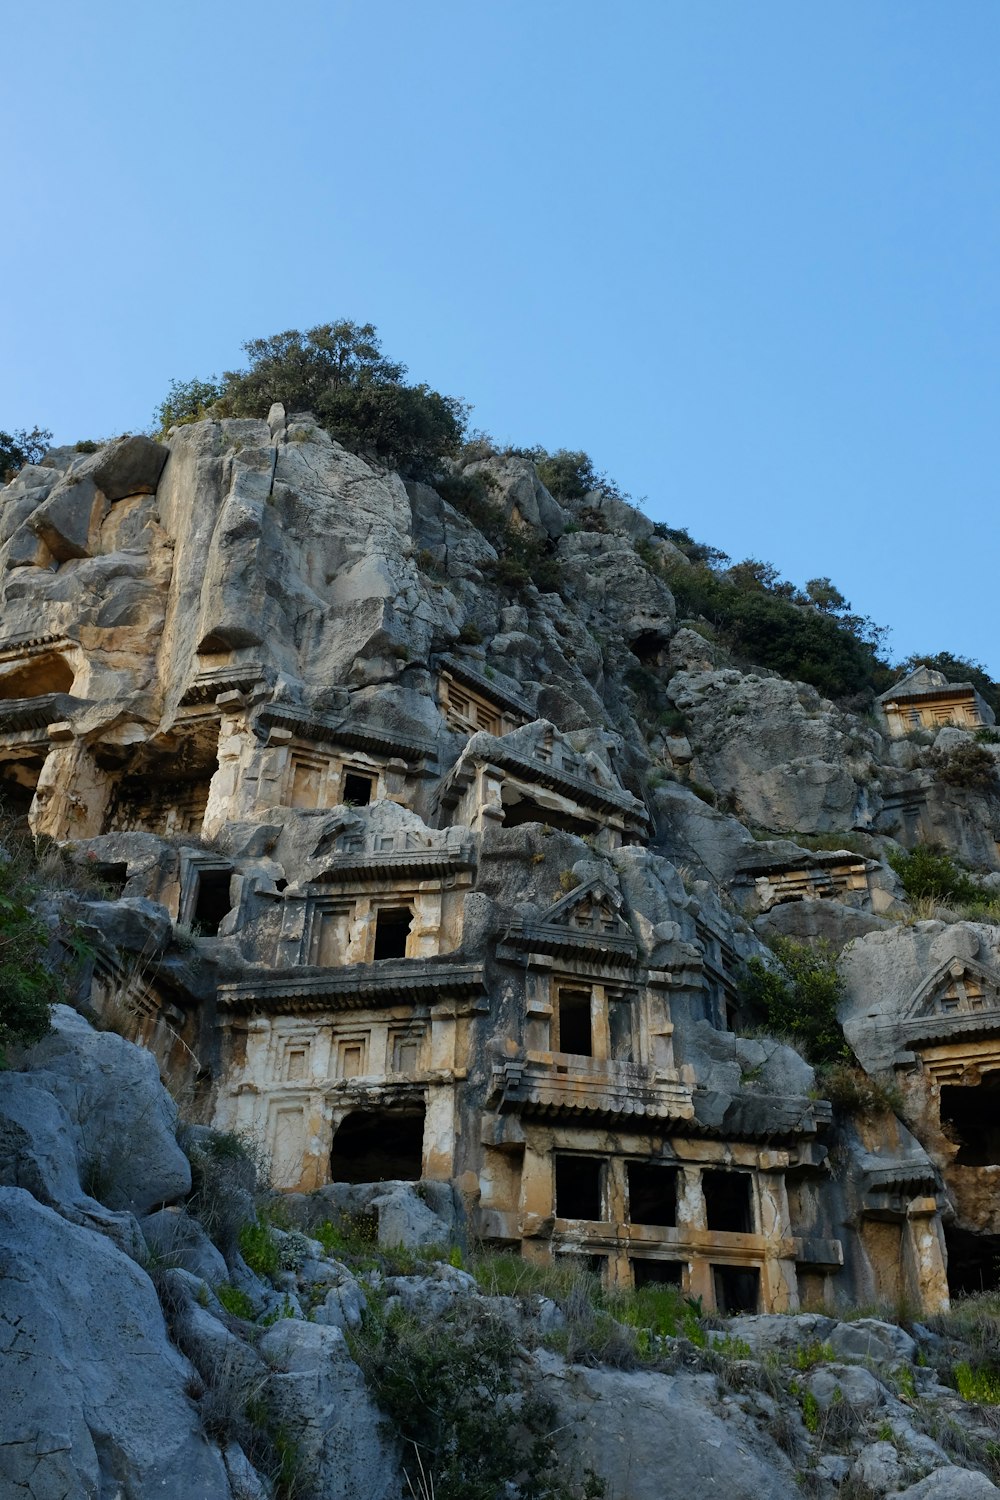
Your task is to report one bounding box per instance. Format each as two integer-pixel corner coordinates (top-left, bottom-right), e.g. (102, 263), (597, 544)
(888, 845), (982, 905)
(955, 1359), (1000, 1404)
(657, 557), (890, 702)
(238, 1220), (280, 1278)
(156, 321), (467, 479)
(351, 1299), (583, 1499)
(457, 622), (483, 645)
(932, 743), (999, 792)
(791, 1339), (834, 1371)
(737, 939), (849, 1066)
(0, 820), (61, 1064)
(154, 376), (223, 431)
(216, 1283), (256, 1320)
(817, 1063), (903, 1118)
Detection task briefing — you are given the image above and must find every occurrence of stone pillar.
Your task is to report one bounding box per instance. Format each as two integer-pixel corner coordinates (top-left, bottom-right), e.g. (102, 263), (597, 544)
(423, 1083), (457, 1181)
(905, 1198), (950, 1315)
(606, 1157), (630, 1289)
(31, 734), (114, 840)
(758, 1167), (799, 1313)
(521, 1142), (554, 1243)
(677, 1166), (713, 1304)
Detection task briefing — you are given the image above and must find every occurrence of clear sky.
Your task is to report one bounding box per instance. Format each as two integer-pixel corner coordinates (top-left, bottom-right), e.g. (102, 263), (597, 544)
(4, 2), (998, 673)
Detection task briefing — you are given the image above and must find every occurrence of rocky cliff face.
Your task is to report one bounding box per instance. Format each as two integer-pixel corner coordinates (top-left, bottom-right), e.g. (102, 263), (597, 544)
(5, 412), (1000, 1497)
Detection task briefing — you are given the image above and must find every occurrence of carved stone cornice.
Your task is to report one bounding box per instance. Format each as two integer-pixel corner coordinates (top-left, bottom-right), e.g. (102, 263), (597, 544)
(256, 704), (435, 764)
(491, 1057), (693, 1124)
(218, 959), (485, 1014)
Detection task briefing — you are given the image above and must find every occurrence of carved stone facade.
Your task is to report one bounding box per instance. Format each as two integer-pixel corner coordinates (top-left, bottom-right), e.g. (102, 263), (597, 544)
(878, 665), (994, 738)
(5, 416), (980, 1318)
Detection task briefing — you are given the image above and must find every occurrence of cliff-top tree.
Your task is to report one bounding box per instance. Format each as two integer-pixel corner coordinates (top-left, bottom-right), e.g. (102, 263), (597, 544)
(0, 426), (52, 484)
(156, 321), (468, 479)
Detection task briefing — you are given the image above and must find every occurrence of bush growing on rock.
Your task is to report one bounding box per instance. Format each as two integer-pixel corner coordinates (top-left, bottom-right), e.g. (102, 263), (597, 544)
(887, 845), (983, 906)
(351, 1296), (589, 1500)
(159, 321), (468, 478)
(931, 742), (999, 792)
(0, 821), (61, 1062)
(738, 939), (849, 1067)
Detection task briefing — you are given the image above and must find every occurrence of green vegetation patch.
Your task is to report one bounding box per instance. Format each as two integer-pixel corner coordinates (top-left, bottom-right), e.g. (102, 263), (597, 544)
(738, 938), (849, 1067)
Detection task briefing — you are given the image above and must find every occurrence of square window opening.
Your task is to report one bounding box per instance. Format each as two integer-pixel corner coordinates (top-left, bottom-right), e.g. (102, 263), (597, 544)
(632, 1258), (683, 1289)
(702, 1170), (753, 1234)
(555, 1154), (604, 1220)
(627, 1162), (677, 1227)
(373, 907), (413, 961)
(343, 770), (374, 807)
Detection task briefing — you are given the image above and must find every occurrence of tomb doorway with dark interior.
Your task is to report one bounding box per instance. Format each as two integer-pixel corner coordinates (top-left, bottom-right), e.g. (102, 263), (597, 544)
(632, 1258), (683, 1289)
(940, 1073), (1000, 1165)
(329, 1106), (425, 1183)
(557, 988), (593, 1056)
(627, 1162), (677, 1227)
(343, 769), (375, 807)
(713, 1264), (760, 1314)
(945, 1224), (1000, 1298)
(191, 867), (234, 936)
(0, 757), (43, 833)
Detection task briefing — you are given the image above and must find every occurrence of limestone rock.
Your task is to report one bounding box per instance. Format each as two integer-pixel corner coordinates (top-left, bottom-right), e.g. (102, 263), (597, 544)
(93, 433), (169, 499)
(0, 1187), (232, 1499)
(898, 1472), (1000, 1499)
(542, 1359), (801, 1500)
(258, 1320), (401, 1499)
(22, 1005), (190, 1214)
(27, 473), (102, 560)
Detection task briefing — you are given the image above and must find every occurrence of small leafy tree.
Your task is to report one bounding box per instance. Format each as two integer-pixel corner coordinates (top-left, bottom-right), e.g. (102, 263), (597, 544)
(0, 426), (52, 484)
(738, 939), (849, 1066)
(154, 377), (223, 431)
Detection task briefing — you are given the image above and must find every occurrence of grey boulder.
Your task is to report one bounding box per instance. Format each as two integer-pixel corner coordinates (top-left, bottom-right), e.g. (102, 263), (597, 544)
(21, 1004), (190, 1214)
(0, 1187), (231, 1500)
(258, 1320), (401, 1499)
(94, 433), (169, 499)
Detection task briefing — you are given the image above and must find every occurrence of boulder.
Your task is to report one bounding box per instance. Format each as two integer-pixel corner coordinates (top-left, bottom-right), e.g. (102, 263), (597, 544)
(827, 1317), (917, 1365)
(0, 1187), (232, 1499)
(21, 1005), (190, 1214)
(142, 1208), (229, 1283)
(94, 434), (169, 499)
(540, 1357), (801, 1500)
(258, 1320), (401, 1499)
(898, 1471), (1000, 1499)
(27, 474), (101, 559)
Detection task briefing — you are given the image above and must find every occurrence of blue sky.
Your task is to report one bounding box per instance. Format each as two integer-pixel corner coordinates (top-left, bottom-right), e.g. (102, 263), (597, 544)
(4, 2), (998, 673)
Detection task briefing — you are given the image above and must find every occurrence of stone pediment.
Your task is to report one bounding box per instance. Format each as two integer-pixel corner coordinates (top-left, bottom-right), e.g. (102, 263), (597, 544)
(501, 879), (638, 965)
(898, 957), (1000, 1043)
